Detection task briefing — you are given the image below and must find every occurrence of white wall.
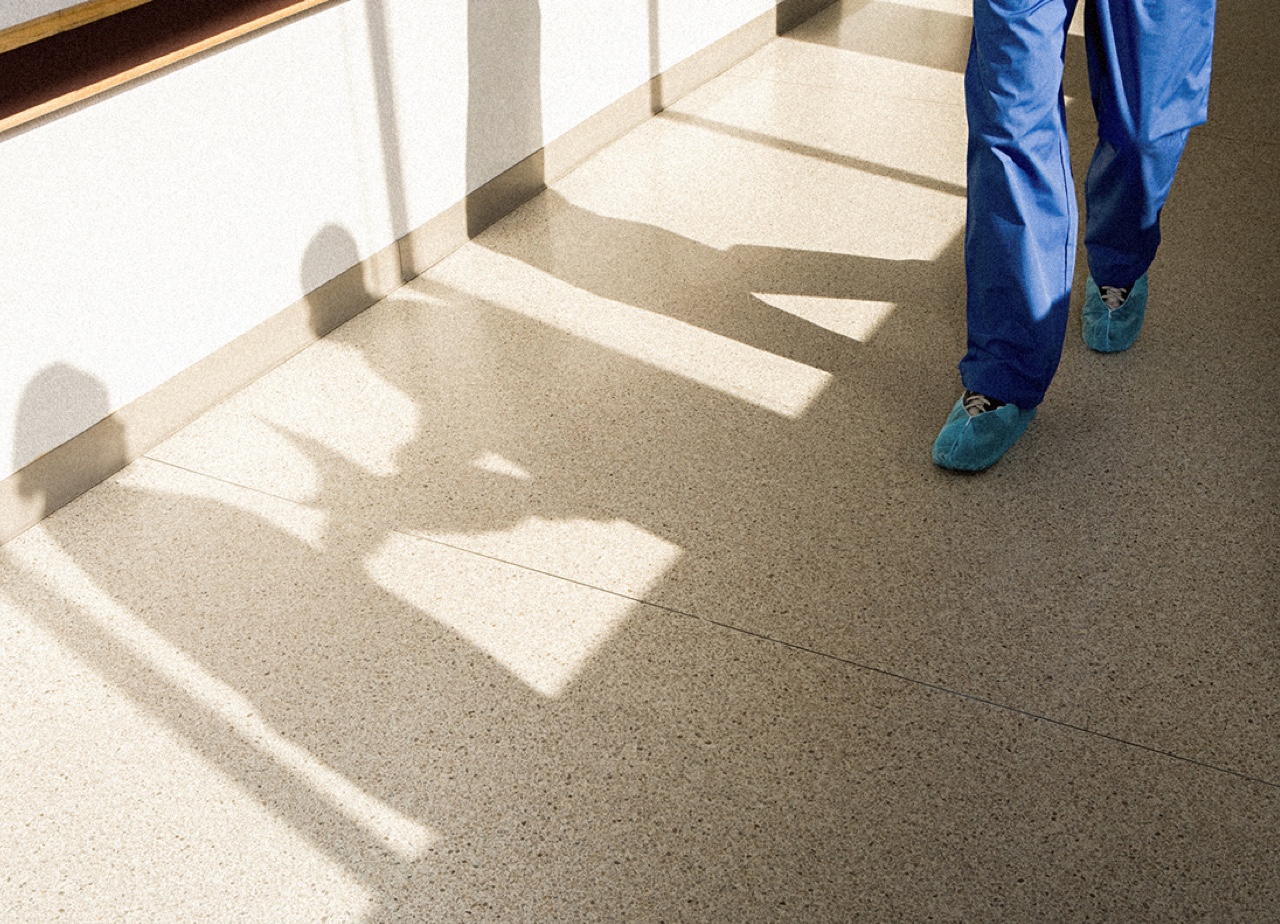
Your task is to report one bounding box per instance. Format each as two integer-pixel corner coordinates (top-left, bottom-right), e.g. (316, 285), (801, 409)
(0, 0), (778, 482)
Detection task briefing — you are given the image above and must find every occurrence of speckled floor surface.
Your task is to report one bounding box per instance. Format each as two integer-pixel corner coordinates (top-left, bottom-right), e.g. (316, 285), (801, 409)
(3, 1), (1276, 921)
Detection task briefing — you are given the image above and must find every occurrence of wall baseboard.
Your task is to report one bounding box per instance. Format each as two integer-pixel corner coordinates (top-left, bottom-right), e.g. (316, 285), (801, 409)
(777, 0), (836, 35)
(0, 0), (836, 546)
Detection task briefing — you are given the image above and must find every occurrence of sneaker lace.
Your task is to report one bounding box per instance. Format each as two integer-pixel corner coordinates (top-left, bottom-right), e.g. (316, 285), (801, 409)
(962, 389), (1005, 417)
(1099, 285), (1130, 310)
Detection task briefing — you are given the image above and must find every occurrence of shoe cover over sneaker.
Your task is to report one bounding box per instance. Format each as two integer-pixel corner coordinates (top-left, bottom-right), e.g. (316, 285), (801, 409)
(932, 392), (1036, 471)
(1082, 273), (1149, 352)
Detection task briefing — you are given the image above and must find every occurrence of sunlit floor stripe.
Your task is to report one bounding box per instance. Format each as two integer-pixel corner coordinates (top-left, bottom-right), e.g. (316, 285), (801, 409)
(752, 293), (896, 343)
(8, 526), (436, 860)
(430, 247), (833, 419)
(366, 519), (682, 698)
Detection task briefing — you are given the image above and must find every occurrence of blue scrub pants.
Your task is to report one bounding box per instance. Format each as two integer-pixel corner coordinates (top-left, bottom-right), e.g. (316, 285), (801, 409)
(959, 0), (1216, 409)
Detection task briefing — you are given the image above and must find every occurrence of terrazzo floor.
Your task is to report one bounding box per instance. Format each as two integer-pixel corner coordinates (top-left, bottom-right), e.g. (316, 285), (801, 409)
(4, 1), (1277, 921)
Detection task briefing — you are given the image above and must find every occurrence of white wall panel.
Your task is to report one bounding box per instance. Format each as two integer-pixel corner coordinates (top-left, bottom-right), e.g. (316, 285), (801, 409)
(366, 1), (470, 231)
(539, 0), (651, 147)
(653, 0), (777, 71)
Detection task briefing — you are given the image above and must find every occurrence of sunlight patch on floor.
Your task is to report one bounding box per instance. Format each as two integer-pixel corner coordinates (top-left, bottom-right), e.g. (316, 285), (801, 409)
(6, 527), (436, 861)
(367, 518), (680, 698)
(752, 293), (896, 343)
(470, 452), (534, 482)
(242, 339), (419, 480)
(0, 587), (374, 922)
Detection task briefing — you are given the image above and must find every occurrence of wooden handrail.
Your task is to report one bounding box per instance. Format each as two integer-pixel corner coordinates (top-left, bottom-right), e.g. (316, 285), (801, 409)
(0, 0), (341, 137)
(0, 1), (156, 56)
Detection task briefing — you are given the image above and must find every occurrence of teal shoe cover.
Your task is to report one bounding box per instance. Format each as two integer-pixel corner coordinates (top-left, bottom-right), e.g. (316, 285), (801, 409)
(1082, 273), (1148, 352)
(932, 396), (1036, 471)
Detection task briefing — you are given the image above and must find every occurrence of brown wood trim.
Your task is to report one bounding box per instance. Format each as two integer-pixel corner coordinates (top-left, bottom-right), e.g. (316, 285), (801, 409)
(0, 0), (341, 137)
(0, 1), (157, 56)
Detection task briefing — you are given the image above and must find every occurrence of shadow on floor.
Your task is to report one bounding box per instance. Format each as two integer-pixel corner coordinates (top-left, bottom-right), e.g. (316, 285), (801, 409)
(3, 0), (1277, 920)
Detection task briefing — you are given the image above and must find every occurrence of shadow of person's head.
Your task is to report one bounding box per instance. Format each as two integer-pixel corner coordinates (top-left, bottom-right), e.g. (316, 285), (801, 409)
(303, 224), (371, 340)
(14, 363), (127, 519)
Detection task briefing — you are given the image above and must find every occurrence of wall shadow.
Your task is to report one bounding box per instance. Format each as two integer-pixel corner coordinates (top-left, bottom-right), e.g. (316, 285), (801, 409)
(303, 222), (370, 339)
(648, 0), (662, 113)
(777, 0), (853, 36)
(465, 0), (545, 238)
(13, 363), (128, 520)
(364, 0), (411, 243)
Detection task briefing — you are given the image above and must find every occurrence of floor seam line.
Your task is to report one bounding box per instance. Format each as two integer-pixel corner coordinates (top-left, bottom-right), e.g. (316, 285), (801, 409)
(139, 456), (1278, 791)
(141, 455), (315, 504)
(664, 610), (1280, 791)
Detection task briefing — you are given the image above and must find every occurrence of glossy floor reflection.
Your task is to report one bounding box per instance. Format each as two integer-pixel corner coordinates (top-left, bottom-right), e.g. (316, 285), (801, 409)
(3, 1), (1277, 920)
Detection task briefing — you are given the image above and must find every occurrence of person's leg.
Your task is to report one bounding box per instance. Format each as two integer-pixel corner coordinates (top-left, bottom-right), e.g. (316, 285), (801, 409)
(958, 0), (1080, 411)
(934, 0), (1077, 471)
(1080, 0), (1216, 350)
